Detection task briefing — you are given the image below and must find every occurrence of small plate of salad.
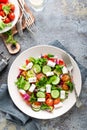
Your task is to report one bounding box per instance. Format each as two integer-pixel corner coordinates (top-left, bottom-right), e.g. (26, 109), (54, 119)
(0, 0), (19, 33)
(8, 45), (82, 119)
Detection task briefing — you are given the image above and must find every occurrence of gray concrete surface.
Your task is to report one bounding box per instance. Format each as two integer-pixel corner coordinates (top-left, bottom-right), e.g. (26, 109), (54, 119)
(0, 0), (87, 130)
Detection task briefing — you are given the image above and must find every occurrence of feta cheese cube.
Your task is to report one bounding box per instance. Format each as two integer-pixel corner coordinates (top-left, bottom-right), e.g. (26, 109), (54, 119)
(46, 84), (52, 93)
(47, 60), (56, 67)
(37, 98), (45, 102)
(46, 71), (54, 77)
(62, 66), (68, 74)
(60, 90), (66, 99)
(29, 84), (36, 92)
(19, 89), (26, 95)
(54, 102), (63, 109)
(19, 66), (26, 71)
(26, 62), (33, 70)
(28, 77), (36, 83)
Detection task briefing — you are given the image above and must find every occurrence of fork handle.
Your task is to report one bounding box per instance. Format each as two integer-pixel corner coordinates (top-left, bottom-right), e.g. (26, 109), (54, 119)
(69, 69), (83, 108)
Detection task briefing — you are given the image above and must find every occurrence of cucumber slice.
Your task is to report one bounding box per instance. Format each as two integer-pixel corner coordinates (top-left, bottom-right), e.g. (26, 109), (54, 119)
(42, 65), (51, 74)
(32, 107), (40, 112)
(51, 90), (60, 99)
(37, 91), (45, 98)
(39, 87), (46, 92)
(32, 103), (41, 111)
(33, 64), (41, 73)
(27, 70), (35, 78)
(52, 76), (60, 85)
(24, 82), (30, 90)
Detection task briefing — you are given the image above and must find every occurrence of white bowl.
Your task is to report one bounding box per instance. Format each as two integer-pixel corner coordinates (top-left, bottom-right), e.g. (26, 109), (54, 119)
(0, 0), (20, 33)
(8, 45), (82, 119)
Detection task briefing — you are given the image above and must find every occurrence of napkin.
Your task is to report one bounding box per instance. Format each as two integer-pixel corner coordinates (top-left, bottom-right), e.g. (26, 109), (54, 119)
(0, 40), (87, 128)
(0, 84), (38, 130)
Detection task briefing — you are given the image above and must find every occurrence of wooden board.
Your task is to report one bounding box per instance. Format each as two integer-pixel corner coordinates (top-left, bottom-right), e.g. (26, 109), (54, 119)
(0, 2), (34, 55)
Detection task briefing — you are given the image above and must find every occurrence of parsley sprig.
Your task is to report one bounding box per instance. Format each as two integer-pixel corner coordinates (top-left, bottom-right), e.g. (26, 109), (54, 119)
(4, 30), (17, 45)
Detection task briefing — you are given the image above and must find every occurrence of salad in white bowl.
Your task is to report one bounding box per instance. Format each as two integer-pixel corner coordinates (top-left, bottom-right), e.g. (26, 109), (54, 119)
(8, 45), (82, 119)
(15, 53), (74, 112)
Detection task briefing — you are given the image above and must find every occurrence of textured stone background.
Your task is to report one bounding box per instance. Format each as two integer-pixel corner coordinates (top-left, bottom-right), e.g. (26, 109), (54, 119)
(0, 0), (87, 130)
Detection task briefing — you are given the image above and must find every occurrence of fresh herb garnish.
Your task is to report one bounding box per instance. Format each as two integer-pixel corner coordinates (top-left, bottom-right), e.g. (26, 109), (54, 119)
(30, 93), (37, 103)
(15, 76), (30, 89)
(0, 18), (12, 30)
(2, 4), (11, 15)
(35, 58), (47, 67)
(47, 54), (54, 58)
(66, 81), (74, 92)
(41, 103), (50, 110)
(55, 65), (63, 74)
(36, 77), (47, 88)
(4, 30), (17, 45)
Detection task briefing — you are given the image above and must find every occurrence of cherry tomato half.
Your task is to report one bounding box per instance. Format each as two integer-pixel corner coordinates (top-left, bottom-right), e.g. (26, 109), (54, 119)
(59, 59), (65, 66)
(61, 74), (70, 82)
(53, 98), (60, 105)
(33, 102), (41, 106)
(46, 98), (54, 106)
(8, 12), (15, 21)
(0, 10), (5, 17)
(4, 17), (10, 23)
(46, 93), (51, 99)
(62, 83), (69, 91)
(10, 4), (15, 12)
(36, 73), (45, 80)
(0, 0), (8, 3)
(0, 4), (4, 11)
(26, 59), (30, 65)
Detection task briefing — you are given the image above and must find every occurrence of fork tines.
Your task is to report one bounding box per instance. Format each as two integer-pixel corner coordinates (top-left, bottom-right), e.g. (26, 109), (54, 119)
(17, 0), (37, 34)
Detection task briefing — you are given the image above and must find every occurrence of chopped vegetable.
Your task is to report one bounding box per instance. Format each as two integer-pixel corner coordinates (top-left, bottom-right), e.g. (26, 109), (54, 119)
(0, 1), (15, 30)
(2, 4), (10, 15)
(66, 80), (74, 92)
(4, 30), (17, 45)
(15, 54), (74, 112)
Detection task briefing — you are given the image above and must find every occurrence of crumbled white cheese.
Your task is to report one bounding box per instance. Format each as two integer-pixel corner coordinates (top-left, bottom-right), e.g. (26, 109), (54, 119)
(28, 77), (36, 83)
(62, 66), (68, 74)
(46, 84), (52, 93)
(29, 84), (36, 92)
(60, 90), (66, 99)
(19, 89), (26, 94)
(46, 71), (54, 77)
(26, 62), (33, 70)
(37, 98), (45, 102)
(47, 60), (56, 67)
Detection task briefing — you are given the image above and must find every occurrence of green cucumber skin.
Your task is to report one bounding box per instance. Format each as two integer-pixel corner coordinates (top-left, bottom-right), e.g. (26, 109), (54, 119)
(42, 65), (51, 74)
(36, 91), (45, 98)
(33, 64), (41, 73)
(51, 90), (60, 99)
(32, 107), (40, 112)
(32, 103), (41, 112)
(52, 76), (60, 85)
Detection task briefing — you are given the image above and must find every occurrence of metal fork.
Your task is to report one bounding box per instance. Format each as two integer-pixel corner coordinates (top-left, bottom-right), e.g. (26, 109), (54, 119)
(16, 11), (23, 37)
(17, 0), (37, 34)
(62, 53), (83, 108)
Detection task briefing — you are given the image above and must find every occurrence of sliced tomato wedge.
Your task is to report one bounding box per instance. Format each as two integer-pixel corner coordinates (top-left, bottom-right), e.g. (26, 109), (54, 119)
(26, 59), (30, 65)
(42, 54), (48, 59)
(48, 58), (56, 62)
(0, 0), (8, 3)
(46, 93), (51, 99)
(54, 98), (60, 105)
(59, 59), (65, 66)
(33, 102), (41, 106)
(36, 73), (45, 80)
(46, 98), (54, 106)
